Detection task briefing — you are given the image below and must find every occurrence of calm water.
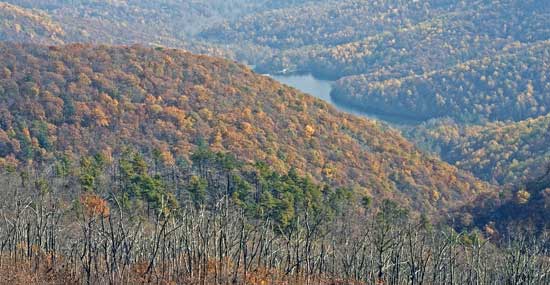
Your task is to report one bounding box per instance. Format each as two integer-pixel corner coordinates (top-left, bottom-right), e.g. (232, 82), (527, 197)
(270, 74), (382, 120)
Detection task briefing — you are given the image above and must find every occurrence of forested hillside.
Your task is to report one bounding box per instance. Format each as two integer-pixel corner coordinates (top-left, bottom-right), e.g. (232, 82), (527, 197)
(1, 0), (547, 230)
(202, 0), (549, 66)
(455, 165), (550, 235)
(0, 1), (317, 56)
(406, 116), (550, 185)
(200, 0), (439, 50)
(1, 2), (550, 282)
(0, 42), (492, 214)
(200, 0), (550, 123)
(0, 0), (333, 67)
(0, 2), (64, 45)
(242, 0), (550, 77)
(333, 41), (550, 122)
(5, 0), (278, 39)
(5, 0), (550, 125)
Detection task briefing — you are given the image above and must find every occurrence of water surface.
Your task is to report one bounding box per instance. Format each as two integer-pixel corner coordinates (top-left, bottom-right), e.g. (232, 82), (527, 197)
(270, 74), (382, 120)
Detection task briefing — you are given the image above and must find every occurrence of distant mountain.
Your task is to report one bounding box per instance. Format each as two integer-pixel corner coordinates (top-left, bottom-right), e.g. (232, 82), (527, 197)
(200, 0), (437, 50)
(333, 41), (550, 123)
(201, 0), (550, 123)
(0, 1), (325, 63)
(0, 2), (64, 45)
(0, 42), (492, 214)
(248, 0), (550, 77)
(6, 0), (550, 124)
(1, 1), (315, 47)
(406, 115), (550, 185)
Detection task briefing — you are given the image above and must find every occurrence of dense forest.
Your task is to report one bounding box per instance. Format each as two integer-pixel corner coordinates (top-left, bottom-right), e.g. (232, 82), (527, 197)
(1, 1), (550, 283)
(455, 165), (550, 235)
(406, 115), (550, 185)
(333, 41), (550, 123)
(0, 42), (493, 215)
(0, 0), (319, 62)
(241, 0), (550, 77)
(200, 0), (550, 124)
(3, 0), (550, 124)
(0, 2), (64, 45)
(3, 0), (294, 39)
(200, 0), (439, 50)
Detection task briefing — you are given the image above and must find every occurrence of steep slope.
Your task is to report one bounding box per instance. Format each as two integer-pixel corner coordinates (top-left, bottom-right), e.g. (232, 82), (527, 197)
(200, 0), (439, 50)
(2, 0), (315, 47)
(407, 116), (550, 185)
(0, 42), (492, 213)
(454, 166), (550, 234)
(333, 41), (550, 123)
(0, 2), (64, 45)
(201, 0), (550, 125)
(203, 0), (550, 74)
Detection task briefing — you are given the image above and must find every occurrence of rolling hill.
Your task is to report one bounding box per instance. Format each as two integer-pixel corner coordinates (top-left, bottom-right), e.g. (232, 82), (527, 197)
(332, 41), (550, 123)
(0, 2), (549, 283)
(454, 165), (550, 234)
(200, 0), (550, 123)
(407, 115), (550, 185)
(0, 2), (64, 45)
(1, 0), (317, 48)
(0, 42), (493, 214)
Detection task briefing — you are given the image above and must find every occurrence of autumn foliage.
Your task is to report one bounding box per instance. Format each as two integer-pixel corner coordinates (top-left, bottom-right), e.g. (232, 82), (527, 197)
(80, 193), (110, 218)
(0, 43), (496, 214)
(408, 115), (550, 185)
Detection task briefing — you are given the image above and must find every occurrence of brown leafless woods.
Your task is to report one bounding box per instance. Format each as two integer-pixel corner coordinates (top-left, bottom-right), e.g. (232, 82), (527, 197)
(0, 153), (549, 285)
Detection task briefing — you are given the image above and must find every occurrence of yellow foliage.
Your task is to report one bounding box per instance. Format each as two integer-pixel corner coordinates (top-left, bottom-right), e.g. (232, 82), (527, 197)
(21, 127), (31, 139)
(160, 150), (175, 166)
(242, 107), (253, 119)
(199, 108), (213, 121)
(431, 190), (440, 201)
(1, 67), (11, 78)
(322, 165), (335, 179)
(241, 122), (253, 134)
(92, 107), (109, 127)
(193, 85), (211, 102)
(304, 124), (315, 138)
(150, 104), (163, 114)
(211, 130), (224, 151)
(515, 190), (531, 204)
(0, 43), (494, 217)
(0, 155), (18, 170)
(164, 106), (186, 125)
(78, 73), (92, 86)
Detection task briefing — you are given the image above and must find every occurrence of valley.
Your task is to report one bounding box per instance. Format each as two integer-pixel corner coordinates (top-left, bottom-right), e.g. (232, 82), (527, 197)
(0, 1), (549, 284)
(271, 72), (424, 125)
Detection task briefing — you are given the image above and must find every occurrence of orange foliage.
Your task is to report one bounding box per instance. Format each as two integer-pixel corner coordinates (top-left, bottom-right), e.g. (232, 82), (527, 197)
(80, 194), (110, 218)
(0, 43), (493, 214)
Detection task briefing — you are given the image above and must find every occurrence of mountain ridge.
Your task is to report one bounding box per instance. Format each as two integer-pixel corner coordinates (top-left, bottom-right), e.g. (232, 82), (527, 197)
(0, 42), (493, 214)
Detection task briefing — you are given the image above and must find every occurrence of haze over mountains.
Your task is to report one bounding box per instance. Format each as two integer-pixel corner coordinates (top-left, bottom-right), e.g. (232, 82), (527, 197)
(2, 0), (549, 124)
(0, 0), (548, 224)
(0, 1), (550, 283)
